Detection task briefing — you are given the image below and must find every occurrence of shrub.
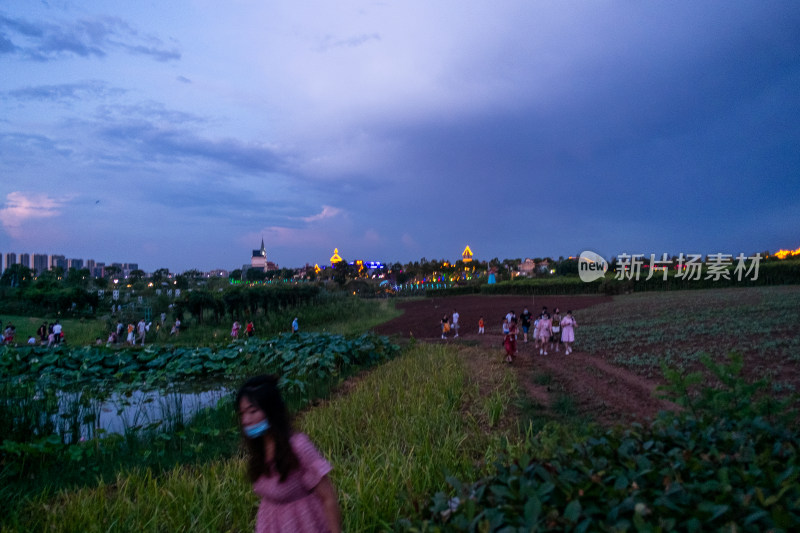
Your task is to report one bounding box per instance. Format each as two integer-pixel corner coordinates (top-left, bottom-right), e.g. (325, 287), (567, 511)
(395, 353), (800, 532)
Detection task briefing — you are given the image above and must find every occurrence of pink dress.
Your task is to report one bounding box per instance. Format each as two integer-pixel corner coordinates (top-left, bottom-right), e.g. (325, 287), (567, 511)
(252, 433), (332, 533)
(560, 316), (576, 342)
(538, 318), (551, 341)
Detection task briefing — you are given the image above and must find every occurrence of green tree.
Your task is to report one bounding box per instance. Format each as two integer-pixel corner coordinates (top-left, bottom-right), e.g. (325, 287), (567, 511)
(332, 260), (355, 287)
(151, 268), (170, 284)
(184, 289), (217, 324)
(104, 265), (121, 279)
(247, 269), (268, 282)
(1, 264), (34, 288)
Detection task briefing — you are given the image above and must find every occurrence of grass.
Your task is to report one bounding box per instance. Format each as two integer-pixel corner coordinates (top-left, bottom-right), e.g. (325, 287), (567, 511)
(4, 343), (523, 532)
(0, 297), (402, 348)
(0, 314), (107, 345)
(149, 297), (402, 345)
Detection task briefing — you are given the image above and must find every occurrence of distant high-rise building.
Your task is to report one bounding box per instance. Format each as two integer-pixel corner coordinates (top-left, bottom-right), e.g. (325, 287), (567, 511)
(92, 262), (105, 278)
(86, 259), (96, 270)
(19, 253), (31, 269)
(33, 254), (49, 275)
(69, 258), (84, 270)
(50, 255), (68, 271)
(5, 253), (17, 270)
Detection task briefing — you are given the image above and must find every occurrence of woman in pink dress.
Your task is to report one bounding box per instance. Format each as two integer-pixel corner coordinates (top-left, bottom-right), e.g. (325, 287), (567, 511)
(560, 310), (577, 355)
(537, 313), (552, 355)
(237, 375), (341, 533)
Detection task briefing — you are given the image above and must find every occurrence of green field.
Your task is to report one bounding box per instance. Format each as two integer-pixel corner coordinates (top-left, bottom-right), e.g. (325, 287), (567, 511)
(0, 296), (401, 346)
(577, 285), (800, 378)
(2, 286), (799, 531)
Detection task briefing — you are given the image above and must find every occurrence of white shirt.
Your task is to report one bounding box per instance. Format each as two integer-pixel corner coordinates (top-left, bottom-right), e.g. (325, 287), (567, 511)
(452, 312), (459, 325)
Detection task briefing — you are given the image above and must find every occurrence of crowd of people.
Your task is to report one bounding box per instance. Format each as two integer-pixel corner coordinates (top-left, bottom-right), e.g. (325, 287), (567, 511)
(439, 306), (578, 363)
(2, 320), (65, 346)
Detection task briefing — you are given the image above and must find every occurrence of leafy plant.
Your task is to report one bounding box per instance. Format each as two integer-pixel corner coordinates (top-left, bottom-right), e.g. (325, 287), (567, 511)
(395, 353), (800, 532)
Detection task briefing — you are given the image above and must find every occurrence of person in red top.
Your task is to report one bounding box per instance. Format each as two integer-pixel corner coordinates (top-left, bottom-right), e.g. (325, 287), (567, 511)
(504, 321), (518, 363)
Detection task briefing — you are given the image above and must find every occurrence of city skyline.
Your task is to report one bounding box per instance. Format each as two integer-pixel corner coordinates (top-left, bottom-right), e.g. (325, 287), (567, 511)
(1, 1), (799, 272)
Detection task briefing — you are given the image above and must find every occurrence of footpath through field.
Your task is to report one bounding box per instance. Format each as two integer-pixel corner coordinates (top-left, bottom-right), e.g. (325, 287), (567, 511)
(374, 294), (675, 425)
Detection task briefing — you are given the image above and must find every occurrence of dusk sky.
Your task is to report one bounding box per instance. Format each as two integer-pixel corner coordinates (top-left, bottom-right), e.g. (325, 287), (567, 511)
(1, 1), (799, 273)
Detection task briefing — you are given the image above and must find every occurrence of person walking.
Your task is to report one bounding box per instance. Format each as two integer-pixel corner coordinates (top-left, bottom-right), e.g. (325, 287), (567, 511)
(520, 307), (532, 343)
(137, 318), (147, 345)
(537, 313), (552, 355)
(237, 375), (342, 533)
(560, 310), (577, 355)
(52, 321), (63, 344)
(504, 320), (518, 363)
(292, 317), (299, 334)
(551, 308), (562, 353)
(232, 320), (241, 340)
(441, 315), (450, 339)
(452, 309), (460, 338)
(478, 316), (485, 335)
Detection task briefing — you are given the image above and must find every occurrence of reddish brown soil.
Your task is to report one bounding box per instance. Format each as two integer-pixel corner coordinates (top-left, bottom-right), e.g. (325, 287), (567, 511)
(373, 294), (612, 339)
(374, 294), (676, 426)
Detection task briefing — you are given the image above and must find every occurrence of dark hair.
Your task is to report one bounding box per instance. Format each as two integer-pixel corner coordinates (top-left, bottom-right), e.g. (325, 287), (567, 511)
(236, 375), (299, 483)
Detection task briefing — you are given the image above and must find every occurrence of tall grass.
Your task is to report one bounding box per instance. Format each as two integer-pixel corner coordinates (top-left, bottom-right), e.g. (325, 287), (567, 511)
(6, 344), (521, 532)
(1, 296), (401, 348)
(150, 297), (401, 345)
(0, 314), (107, 345)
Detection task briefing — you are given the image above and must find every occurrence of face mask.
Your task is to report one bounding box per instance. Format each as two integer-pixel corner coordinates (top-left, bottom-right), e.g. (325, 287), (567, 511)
(244, 419), (270, 438)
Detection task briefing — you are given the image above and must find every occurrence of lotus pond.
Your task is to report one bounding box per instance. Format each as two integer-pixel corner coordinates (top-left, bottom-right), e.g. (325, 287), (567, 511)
(0, 332), (400, 505)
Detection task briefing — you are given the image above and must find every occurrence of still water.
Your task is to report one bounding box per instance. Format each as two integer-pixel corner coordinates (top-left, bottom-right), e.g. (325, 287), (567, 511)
(55, 386), (231, 441)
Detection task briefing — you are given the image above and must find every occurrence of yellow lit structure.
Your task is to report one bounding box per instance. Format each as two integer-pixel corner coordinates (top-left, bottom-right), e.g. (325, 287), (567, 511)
(774, 247), (800, 259)
(330, 248), (343, 264)
(462, 245), (473, 263)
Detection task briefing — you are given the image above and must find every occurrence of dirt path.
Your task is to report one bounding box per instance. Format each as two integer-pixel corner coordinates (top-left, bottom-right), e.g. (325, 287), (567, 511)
(510, 342), (676, 425)
(375, 294), (676, 425)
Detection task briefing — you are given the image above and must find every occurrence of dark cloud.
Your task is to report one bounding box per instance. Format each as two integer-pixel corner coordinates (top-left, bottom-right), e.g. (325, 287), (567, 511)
(94, 102), (206, 126)
(0, 131), (73, 157)
(0, 13), (179, 62)
(176, 75), (192, 84)
(0, 32), (16, 53)
(8, 80), (125, 102)
(96, 120), (285, 175)
(118, 43), (180, 62)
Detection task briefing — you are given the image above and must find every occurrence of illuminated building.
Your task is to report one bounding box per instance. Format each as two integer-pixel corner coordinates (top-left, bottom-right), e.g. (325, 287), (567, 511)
(250, 238), (278, 271)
